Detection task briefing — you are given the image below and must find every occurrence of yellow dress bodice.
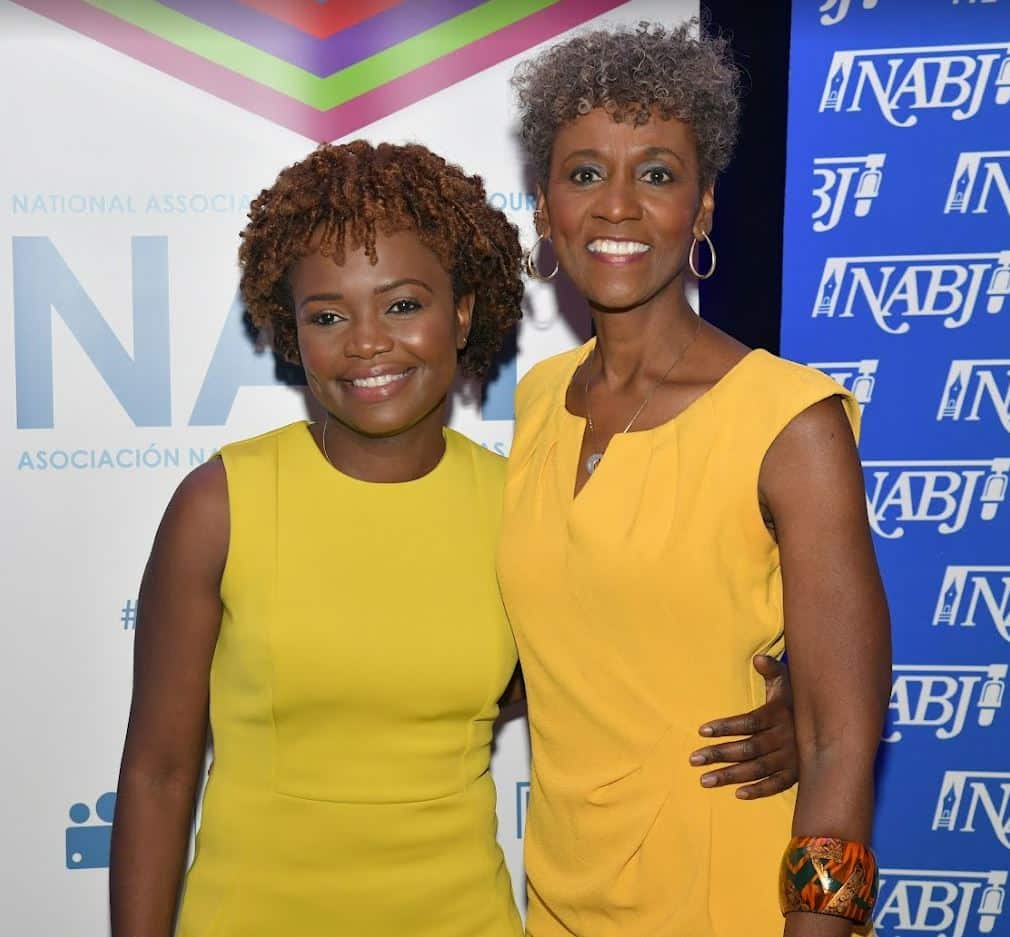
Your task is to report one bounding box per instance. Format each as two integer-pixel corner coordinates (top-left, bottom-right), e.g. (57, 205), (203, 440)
(177, 421), (522, 937)
(497, 341), (859, 937)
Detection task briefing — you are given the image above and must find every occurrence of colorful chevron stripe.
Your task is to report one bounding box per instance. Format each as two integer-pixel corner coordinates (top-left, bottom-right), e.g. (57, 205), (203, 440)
(239, 1), (406, 39)
(14, 0), (630, 140)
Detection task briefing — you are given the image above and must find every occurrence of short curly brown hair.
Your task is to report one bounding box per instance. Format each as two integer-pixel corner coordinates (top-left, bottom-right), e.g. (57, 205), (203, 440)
(239, 140), (523, 378)
(511, 19), (741, 187)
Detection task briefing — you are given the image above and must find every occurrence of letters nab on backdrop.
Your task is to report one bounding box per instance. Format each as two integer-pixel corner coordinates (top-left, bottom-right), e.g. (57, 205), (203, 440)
(0, 1), (694, 934)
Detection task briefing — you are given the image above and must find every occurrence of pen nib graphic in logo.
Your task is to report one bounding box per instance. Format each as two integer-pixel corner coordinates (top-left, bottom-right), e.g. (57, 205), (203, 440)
(946, 152), (1010, 216)
(875, 868), (1007, 937)
(864, 458), (1009, 538)
(886, 664), (1007, 742)
(812, 250), (1010, 333)
(66, 792), (116, 870)
(819, 44), (1010, 127)
(811, 154), (886, 232)
(933, 771), (1010, 850)
(939, 360), (1010, 432)
(934, 566), (1010, 642)
(808, 359), (878, 410)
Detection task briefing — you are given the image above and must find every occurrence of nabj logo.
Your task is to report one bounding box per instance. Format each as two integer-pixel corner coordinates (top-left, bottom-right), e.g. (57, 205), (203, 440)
(812, 154), (886, 231)
(516, 781), (530, 839)
(66, 792), (116, 870)
(939, 360), (1010, 433)
(946, 152), (1010, 215)
(819, 43), (1010, 127)
(812, 251), (1010, 333)
(808, 359), (878, 409)
(874, 867), (1006, 937)
(864, 459), (1009, 538)
(818, 0), (879, 27)
(935, 566), (1010, 642)
(934, 772), (1010, 850)
(885, 664), (1007, 742)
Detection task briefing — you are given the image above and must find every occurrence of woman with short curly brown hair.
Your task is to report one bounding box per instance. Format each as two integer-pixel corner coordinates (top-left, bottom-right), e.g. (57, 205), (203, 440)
(498, 20), (890, 937)
(238, 140), (523, 381)
(109, 140), (527, 937)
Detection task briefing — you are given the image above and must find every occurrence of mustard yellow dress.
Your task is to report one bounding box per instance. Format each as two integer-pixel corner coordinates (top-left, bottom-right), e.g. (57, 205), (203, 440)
(176, 421), (522, 937)
(497, 341), (860, 937)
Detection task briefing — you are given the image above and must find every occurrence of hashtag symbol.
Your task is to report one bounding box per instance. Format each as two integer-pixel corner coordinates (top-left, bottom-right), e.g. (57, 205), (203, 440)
(121, 600), (137, 630)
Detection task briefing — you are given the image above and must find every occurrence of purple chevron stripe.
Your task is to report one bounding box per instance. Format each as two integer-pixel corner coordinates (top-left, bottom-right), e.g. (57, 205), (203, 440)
(158, 0), (486, 76)
(14, 0), (629, 140)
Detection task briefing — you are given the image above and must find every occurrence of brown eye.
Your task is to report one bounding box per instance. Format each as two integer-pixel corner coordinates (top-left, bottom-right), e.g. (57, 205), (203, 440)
(570, 167), (601, 185)
(387, 299), (422, 315)
(642, 167), (673, 185)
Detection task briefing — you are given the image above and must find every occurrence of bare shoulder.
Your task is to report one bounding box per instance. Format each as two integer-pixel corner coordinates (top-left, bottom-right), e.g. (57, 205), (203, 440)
(772, 395), (857, 452)
(761, 395), (865, 520)
(167, 457), (227, 522)
(152, 458), (229, 574)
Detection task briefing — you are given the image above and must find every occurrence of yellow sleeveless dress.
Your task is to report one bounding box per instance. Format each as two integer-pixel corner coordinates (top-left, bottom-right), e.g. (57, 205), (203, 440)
(176, 421), (522, 937)
(497, 341), (860, 937)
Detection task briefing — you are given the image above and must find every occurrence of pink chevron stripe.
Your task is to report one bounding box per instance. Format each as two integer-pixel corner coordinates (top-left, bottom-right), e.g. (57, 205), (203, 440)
(12, 0), (320, 130)
(12, 0), (631, 141)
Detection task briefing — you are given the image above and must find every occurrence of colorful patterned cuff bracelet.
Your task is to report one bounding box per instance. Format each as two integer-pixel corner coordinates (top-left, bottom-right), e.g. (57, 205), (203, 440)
(779, 835), (879, 925)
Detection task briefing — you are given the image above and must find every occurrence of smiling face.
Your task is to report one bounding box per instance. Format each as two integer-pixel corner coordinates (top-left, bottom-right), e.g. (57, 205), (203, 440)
(538, 108), (714, 313)
(290, 228), (472, 446)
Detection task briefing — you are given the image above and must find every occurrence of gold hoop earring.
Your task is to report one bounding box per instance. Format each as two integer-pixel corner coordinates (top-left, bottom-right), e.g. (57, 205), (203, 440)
(689, 232), (717, 280)
(524, 234), (559, 282)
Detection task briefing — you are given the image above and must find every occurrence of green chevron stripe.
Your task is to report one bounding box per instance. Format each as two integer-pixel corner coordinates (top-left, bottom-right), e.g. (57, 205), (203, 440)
(86, 0), (557, 109)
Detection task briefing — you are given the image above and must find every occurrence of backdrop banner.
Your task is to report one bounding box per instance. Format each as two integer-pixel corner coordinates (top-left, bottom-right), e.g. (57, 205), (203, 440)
(782, 3), (1010, 936)
(0, 1), (697, 934)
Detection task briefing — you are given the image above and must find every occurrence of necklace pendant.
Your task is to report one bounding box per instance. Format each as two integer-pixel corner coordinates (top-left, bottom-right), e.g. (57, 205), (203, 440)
(586, 452), (603, 474)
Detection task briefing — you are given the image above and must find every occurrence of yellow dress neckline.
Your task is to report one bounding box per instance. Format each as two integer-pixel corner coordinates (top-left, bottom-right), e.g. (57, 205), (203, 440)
(558, 338), (765, 439)
(295, 419), (454, 489)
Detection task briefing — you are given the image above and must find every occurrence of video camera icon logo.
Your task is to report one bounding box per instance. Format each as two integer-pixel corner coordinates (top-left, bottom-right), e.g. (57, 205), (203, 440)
(66, 792), (116, 870)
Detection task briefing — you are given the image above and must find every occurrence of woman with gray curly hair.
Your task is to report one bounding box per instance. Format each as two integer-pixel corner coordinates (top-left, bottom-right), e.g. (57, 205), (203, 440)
(497, 19), (891, 937)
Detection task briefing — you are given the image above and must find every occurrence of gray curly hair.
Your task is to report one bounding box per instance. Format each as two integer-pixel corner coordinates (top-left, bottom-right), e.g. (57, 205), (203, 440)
(511, 19), (741, 188)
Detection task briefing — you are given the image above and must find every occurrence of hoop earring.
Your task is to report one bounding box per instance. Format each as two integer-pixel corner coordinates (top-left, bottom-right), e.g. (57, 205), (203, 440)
(524, 234), (559, 282)
(689, 232), (717, 280)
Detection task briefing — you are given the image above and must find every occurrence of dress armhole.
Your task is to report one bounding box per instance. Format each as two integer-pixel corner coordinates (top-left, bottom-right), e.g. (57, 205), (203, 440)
(746, 369), (860, 550)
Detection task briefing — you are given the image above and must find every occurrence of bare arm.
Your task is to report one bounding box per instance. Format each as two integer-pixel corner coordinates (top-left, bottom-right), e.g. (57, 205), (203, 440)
(109, 459), (229, 937)
(761, 397), (891, 937)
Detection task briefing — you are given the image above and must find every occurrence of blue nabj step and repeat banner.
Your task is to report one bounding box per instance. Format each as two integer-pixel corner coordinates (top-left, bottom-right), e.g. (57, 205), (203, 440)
(783, 2), (1010, 935)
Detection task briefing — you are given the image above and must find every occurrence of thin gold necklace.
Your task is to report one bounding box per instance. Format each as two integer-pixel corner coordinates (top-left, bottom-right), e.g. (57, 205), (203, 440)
(582, 315), (702, 475)
(321, 413), (335, 467)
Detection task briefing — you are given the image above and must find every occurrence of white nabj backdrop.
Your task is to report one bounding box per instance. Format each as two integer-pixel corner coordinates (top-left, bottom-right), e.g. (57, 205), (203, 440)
(0, 1), (697, 934)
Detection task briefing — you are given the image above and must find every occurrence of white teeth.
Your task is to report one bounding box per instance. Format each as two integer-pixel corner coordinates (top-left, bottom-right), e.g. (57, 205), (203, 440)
(351, 371), (409, 388)
(587, 239), (650, 256)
